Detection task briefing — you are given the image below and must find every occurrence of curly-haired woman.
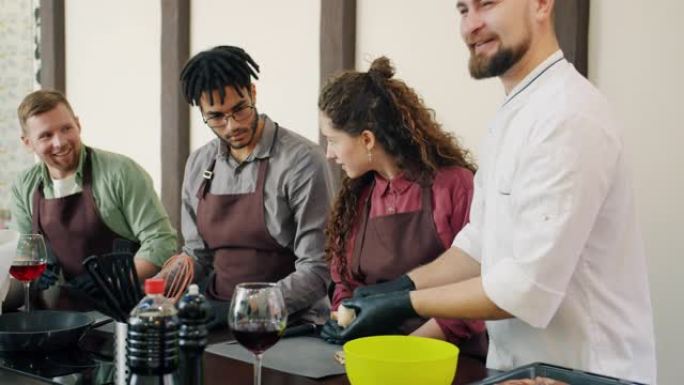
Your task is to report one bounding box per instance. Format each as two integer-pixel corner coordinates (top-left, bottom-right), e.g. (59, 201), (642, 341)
(318, 56), (487, 356)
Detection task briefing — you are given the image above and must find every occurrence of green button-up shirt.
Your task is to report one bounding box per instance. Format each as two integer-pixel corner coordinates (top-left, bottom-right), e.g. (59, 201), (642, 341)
(9, 146), (177, 267)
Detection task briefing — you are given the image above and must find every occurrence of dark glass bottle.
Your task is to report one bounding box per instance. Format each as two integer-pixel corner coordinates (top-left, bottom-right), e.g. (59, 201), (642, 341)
(177, 284), (212, 385)
(127, 278), (180, 385)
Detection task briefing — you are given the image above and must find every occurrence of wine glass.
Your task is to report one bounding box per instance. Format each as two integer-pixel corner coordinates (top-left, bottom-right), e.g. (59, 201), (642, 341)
(10, 234), (48, 312)
(228, 282), (287, 385)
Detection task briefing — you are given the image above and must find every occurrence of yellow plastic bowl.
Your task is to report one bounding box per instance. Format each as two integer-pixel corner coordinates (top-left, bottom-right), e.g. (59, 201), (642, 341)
(344, 335), (459, 385)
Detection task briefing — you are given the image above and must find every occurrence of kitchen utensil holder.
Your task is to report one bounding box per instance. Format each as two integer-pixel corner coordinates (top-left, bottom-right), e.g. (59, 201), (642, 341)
(115, 321), (128, 385)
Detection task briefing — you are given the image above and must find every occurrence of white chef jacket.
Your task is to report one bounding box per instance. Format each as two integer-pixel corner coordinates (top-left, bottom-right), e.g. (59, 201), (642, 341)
(452, 51), (657, 384)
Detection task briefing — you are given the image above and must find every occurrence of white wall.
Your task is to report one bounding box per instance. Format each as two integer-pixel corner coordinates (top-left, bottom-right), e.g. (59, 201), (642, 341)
(65, 0), (161, 191)
(589, 2), (684, 384)
(356, 0), (502, 159)
(189, 0), (321, 151)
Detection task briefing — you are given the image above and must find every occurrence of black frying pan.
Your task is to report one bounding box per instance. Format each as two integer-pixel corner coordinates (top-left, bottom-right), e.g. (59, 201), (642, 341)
(0, 310), (111, 351)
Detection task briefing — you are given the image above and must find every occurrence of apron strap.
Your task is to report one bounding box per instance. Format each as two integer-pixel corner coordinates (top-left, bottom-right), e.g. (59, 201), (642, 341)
(255, 123), (279, 198)
(418, 181), (442, 248)
(420, 184), (433, 216)
(81, 147), (94, 187)
(197, 158), (218, 199)
(31, 180), (44, 234)
(351, 180), (374, 281)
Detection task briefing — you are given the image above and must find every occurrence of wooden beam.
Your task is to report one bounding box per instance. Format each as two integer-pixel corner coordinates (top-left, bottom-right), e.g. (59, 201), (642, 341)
(554, 0), (590, 77)
(39, 0), (65, 91)
(160, 0), (190, 241)
(320, 0), (356, 84)
(320, 0), (356, 186)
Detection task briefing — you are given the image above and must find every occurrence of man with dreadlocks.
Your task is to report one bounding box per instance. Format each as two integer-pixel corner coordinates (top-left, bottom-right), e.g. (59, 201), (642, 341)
(178, 45), (333, 325)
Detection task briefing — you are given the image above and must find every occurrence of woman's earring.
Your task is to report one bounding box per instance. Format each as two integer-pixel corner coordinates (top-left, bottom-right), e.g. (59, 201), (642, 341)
(367, 150), (373, 163)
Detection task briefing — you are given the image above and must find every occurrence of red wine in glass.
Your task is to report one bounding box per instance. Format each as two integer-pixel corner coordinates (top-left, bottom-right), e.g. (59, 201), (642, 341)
(13, 234), (48, 312)
(233, 322), (283, 354)
(10, 260), (47, 282)
(228, 283), (287, 385)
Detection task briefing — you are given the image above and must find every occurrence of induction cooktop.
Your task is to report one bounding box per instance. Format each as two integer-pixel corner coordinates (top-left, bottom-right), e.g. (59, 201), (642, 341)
(0, 323), (116, 385)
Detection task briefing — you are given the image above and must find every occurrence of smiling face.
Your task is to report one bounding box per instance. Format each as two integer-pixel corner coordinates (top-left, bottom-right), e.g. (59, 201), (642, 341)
(22, 103), (83, 180)
(319, 112), (373, 179)
(457, 0), (533, 79)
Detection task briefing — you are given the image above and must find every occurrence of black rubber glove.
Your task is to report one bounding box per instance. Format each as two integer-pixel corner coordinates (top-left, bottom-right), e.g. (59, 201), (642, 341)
(320, 319), (346, 345)
(321, 291), (418, 344)
(353, 274), (416, 298)
(36, 246), (60, 291)
(69, 272), (100, 298)
(36, 262), (60, 291)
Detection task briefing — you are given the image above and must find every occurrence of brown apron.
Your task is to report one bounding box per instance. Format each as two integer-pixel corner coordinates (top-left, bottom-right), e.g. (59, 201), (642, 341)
(353, 179), (488, 357)
(31, 148), (137, 279)
(196, 125), (295, 301)
(352, 182), (443, 334)
(352, 182), (443, 285)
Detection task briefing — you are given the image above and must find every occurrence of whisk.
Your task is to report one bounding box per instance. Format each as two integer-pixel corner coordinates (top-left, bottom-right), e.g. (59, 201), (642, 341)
(154, 253), (195, 303)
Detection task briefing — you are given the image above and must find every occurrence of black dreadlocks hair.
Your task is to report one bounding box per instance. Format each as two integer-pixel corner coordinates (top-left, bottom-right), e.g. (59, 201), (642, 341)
(180, 45), (260, 106)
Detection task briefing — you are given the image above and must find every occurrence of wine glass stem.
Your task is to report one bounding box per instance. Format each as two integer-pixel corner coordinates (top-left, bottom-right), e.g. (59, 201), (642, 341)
(23, 281), (30, 312)
(253, 353), (263, 385)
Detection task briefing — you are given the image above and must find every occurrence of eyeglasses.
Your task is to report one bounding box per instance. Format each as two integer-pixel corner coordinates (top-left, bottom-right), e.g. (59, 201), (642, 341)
(203, 105), (255, 128)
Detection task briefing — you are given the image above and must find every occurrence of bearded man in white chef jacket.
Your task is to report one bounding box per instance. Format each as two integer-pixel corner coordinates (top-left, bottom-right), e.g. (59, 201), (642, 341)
(323, 0), (657, 383)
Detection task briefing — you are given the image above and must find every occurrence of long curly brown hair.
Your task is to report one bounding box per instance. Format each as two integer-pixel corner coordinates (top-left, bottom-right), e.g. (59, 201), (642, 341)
(319, 56), (476, 286)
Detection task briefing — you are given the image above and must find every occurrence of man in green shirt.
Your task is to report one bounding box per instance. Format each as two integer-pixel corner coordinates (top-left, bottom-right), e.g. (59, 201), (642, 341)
(9, 89), (177, 286)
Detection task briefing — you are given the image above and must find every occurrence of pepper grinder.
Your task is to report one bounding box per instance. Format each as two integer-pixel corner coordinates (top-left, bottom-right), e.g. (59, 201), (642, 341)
(177, 284), (211, 385)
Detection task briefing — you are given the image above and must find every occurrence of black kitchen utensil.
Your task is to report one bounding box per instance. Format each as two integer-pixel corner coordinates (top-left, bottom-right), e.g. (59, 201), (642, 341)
(83, 252), (144, 322)
(0, 310), (112, 352)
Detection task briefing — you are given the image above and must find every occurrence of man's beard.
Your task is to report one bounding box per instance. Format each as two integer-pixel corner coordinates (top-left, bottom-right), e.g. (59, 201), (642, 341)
(468, 38), (530, 79)
(226, 108), (259, 150)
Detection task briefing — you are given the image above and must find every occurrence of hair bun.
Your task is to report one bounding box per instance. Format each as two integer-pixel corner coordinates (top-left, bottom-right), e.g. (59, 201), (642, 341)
(368, 56), (395, 79)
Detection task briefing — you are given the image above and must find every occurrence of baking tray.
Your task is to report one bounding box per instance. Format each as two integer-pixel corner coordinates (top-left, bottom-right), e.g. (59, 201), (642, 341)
(472, 362), (647, 385)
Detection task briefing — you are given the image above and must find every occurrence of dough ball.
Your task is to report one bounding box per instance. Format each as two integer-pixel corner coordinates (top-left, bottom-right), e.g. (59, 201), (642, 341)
(336, 304), (356, 328)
